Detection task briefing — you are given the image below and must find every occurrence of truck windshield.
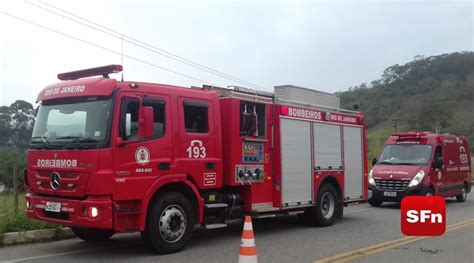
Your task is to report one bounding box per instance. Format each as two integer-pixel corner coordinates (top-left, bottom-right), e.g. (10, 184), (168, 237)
(30, 97), (113, 149)
(378, 144), (432, 165)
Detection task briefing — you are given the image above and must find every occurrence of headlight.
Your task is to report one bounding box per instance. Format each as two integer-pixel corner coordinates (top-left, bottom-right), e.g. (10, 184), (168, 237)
(368, 169), (375, 185)
(408, 170), (425, 187)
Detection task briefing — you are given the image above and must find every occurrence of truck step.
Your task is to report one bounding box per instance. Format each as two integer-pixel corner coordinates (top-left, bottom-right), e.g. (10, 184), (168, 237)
(203, 223), (227, 230)
(204, 203), (228, 209)
(252, 214), (276, 219)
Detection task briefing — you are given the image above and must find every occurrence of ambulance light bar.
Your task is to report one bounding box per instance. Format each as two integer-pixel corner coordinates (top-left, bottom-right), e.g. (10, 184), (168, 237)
(393, 132), (430, 138)
(57, 65), (123, 81)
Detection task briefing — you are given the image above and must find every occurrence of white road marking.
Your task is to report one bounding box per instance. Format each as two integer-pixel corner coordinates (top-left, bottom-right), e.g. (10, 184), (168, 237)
(345, 208), (374, 214)
(1, 247), (111, 263)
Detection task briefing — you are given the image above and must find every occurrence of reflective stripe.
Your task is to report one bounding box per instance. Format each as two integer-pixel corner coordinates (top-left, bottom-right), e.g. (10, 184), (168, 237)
(240, 238), (255, 247)
(238, 255), (258, 263)
(243, 222), (253, 230)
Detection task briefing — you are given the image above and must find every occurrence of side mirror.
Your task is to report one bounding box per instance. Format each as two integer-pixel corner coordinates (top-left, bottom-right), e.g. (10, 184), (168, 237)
(33, 106), (39, 117)
(433, 158), (444, 169)
(139, 106), (154, 138)
(371, 158), (378, 166)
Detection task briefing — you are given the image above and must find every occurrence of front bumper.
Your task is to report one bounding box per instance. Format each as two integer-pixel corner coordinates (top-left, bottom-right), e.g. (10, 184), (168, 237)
(25, 193), (113, 230)
(368, 183), (429, 202)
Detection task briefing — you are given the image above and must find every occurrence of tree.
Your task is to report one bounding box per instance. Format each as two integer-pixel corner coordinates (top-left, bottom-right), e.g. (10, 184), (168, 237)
(0, 100), (35, 152)
(0, 148), (26, 213)
(417, 103), (454, 133)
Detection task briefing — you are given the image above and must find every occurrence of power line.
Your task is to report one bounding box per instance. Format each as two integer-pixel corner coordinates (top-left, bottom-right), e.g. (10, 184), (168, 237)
(0, 11), (214, 85)
(28, 0), (270, 91)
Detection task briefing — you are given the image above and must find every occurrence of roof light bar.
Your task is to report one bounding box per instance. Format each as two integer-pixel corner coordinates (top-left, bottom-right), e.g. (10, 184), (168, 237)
(393, 132), (430, 138)
(57, 64), (123, 81)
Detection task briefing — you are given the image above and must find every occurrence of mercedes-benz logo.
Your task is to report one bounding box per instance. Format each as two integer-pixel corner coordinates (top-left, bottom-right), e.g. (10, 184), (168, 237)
(50, 172), (61, 190)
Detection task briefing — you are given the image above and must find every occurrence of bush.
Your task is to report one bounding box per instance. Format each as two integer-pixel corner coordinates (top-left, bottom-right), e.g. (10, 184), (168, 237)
(0, 193), (58, 234)
(2, 213), (57, 233)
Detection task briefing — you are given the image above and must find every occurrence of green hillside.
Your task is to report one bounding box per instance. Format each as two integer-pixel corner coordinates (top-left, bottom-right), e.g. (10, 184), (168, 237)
(339, 52), (474, 158)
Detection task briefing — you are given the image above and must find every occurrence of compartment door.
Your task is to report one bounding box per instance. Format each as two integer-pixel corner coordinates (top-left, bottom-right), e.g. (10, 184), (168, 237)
(343, 126), (364, 200)
(313, 123), (342, 170)
(280, 118), (312, 206)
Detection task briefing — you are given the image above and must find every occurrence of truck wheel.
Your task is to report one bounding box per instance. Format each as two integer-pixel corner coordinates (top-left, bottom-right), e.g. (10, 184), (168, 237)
(424, 188), (435, 196)
(71, 228), (114, 242)
(143, 192), (194, 254)
(456, 185), (467, 202)
(368, 197), (383, 207)
(314, 184), (340, 227)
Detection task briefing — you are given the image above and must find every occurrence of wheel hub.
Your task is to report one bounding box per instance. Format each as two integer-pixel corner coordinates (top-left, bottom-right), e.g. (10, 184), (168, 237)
(320, 192), (335, 219)
(159, 205), (187, 243)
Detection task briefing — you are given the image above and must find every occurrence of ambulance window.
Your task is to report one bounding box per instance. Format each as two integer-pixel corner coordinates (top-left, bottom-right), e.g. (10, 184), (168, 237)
(120, 98), (139, 140)
(434, 146), (442, 159)
(184, 101), (208, 133)
(143, 98), (165, 139)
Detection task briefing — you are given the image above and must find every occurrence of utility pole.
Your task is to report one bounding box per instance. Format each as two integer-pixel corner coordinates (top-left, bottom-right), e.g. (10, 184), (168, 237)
(391, 118), (401, 132)
(435, 120), (441, 134)
(13, 161), (18, 214)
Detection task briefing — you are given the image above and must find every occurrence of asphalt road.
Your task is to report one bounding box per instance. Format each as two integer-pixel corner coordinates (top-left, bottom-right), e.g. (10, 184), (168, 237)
(0, 196), (473, 263)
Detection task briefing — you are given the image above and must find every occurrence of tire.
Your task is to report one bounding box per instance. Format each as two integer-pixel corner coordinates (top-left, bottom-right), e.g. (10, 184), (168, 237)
(300, 184), (341, 227)
(315, 184), (340, 227)
(456, 185), (467, 202)
(424, 188), (435, 196)
(368, 197), (383, 207)
(142, 192), (194, 254)
(71, 228), (114, 242)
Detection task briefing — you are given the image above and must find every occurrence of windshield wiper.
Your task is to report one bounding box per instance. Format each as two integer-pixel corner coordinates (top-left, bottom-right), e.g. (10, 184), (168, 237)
(56, 136), (85, 148)
(78, 138), (99, 143)
(378, 161), (395, 165)
(393, 162), (417, 166)
(56, 136), (100, 149)
(31, 136), (50, 144)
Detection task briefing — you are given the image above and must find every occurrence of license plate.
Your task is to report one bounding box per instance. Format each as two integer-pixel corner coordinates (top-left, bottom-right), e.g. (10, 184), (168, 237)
(45, 201), (61, 212)
(383, 191), (397, 197)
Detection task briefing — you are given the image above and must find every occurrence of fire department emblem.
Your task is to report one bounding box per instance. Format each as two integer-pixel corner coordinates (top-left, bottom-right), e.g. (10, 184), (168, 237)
(135, 146), (150, 166)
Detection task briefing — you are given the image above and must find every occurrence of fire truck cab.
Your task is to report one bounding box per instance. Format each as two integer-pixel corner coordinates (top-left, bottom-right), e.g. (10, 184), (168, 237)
(25, 65), (368, 254)
(368, 132), (472, 206)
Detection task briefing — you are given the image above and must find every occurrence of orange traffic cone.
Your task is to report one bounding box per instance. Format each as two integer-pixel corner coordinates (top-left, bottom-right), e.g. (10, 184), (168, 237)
(238, 216), (258, 263)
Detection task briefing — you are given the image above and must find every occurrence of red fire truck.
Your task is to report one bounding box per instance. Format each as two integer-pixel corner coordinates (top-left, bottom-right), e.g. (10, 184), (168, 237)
(25, 65), (368, 254)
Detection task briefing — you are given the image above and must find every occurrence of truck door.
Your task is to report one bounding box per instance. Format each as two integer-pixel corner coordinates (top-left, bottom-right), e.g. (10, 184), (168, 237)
(177, 98), (221, 188)
(112, 94), (173, 200)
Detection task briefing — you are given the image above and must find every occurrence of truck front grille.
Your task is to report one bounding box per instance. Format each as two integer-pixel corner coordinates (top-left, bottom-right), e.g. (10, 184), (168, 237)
(44, 211), (69, 221)
(375, 179), (409, 191)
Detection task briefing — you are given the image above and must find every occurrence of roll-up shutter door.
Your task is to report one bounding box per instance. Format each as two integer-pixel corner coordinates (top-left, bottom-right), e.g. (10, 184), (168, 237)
(343, 126), (364, 200)
(314, 123), (342, 170)
(280, 118), (312, 206)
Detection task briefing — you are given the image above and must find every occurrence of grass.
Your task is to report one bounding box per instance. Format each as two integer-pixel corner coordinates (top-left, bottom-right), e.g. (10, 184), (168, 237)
(0, 193), (57, 234)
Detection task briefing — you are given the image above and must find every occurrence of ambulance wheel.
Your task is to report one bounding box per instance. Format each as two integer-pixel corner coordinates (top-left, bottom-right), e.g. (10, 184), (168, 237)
(314, 184), (340, 227)
(456, 185), (467, 202)
(368, 197), (383, 207)
(143, 192), (194, 254)
(71, 228), (114, 242)
(424, 188), (435, 196)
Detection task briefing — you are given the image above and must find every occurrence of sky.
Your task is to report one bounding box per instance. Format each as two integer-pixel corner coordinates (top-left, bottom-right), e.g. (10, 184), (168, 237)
(0, 0), (472, 106)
